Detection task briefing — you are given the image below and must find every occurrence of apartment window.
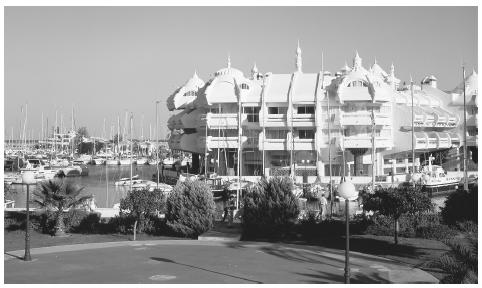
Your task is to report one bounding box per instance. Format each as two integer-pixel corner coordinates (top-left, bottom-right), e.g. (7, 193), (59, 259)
(297, 105), (315, 114)
(347, 80), (368, 87)
(240, 83), (249, 90)
(268, 106), (288, 114)
(208, 129), (237, 137)
(243, 130), (259, 145)
(266, 129), (288, 139)
(468, 128), (478, 136)
(209, 106), (223, 113)
(298, 129), (315, 139)
(183, 91), (196, 97)
(243, 107), (260, 122)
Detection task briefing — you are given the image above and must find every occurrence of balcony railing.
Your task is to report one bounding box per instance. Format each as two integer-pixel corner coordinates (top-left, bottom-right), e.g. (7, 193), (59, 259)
(341, 136), (392, 149)
(340, 112), (392, 126)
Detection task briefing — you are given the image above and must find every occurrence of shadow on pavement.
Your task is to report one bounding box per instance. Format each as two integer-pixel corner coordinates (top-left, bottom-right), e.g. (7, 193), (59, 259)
(296, 268), (390, 284)
(150, 257), (263, 284)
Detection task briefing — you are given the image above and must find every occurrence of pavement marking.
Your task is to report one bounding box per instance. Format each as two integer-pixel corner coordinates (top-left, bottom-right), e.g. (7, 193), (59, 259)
(134, 247), (148, 250)
(149, 274), (177, 281)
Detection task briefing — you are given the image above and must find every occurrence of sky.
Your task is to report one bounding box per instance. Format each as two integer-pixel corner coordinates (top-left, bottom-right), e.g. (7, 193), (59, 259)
(4, 6), (478, 140)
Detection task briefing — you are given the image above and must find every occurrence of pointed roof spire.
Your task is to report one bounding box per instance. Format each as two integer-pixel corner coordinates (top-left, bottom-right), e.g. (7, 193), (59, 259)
(374, 57), (377, 65)
(296, 40), (302, 72)
(390, 62), (395, 76)
(227, 54), (231, 69)
(353, 50), (362, 71)
(251, 62), (258, 73)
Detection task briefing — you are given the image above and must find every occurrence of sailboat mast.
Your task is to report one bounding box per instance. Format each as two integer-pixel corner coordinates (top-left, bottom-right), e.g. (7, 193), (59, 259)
(462, 66), (468, 192)
(130, 113), (133, 192)
(117, 116), (120, 158)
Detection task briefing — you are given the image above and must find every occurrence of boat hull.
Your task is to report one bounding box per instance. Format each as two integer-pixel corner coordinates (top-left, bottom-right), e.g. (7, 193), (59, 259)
(106, 159), (119, 165)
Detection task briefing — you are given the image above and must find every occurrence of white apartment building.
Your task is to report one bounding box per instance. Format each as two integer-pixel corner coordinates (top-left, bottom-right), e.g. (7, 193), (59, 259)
(166, 44), (477, 181)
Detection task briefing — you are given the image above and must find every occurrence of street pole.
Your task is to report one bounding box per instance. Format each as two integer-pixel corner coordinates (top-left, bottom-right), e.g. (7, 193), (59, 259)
(344, 199), (350, 284)
(156, 101), (160, 189)
(24, 183), (32, 261)
(462, 66), (468, 192)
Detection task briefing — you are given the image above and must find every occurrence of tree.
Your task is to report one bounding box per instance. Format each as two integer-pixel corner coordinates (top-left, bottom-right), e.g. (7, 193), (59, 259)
(75, 127), (89, 154)
(119, 189), (166, 240)
(441, 184), (477, 225)
(113, 133), (123, 144)
(242, 176), (300, 239)
(165, 180), (216, 238)
(33, 180), (92, 236)
(362, 185), (433, 244)
(431, 225), (478, 283)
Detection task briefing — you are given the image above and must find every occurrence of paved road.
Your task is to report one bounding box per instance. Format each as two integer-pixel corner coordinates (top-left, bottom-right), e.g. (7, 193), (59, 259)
(4, 240), (438, 284)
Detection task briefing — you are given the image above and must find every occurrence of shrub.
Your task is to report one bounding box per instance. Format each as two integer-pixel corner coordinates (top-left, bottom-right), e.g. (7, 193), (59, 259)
(242, 176), (300, 239)
(441, 184), (478, 225)
(120, 188), (167, 240)
(415, 224), (458, 240)
(165, 180), (216, 238)
(66, 210), (101, 234)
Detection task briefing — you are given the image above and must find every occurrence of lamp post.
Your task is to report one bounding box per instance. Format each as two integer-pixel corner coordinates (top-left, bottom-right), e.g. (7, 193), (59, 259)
(338, 180), (358, 284)
(22, 171), (36, 261)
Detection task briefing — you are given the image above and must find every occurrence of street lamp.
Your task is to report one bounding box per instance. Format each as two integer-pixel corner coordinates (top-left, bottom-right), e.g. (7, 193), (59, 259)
(22, 171), (36, 261)
(338, 180), (358, 284)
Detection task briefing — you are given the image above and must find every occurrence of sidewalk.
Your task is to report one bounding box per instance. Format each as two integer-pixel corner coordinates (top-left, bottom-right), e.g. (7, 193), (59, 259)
(5, 239), (439, 284)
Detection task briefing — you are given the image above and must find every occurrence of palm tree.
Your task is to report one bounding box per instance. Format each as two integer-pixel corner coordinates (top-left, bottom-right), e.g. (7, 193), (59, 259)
(34, 179), (92, 236)
(431, 227), (478, 283)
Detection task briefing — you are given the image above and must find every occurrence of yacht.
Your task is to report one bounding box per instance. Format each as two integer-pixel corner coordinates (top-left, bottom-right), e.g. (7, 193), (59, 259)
(411, 156), (460, 194)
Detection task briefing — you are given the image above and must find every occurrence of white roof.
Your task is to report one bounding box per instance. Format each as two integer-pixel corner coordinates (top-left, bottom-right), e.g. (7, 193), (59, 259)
(292, 73), (318, 103)
(166, 71), (205, 111)
(264, 74), (292, 102)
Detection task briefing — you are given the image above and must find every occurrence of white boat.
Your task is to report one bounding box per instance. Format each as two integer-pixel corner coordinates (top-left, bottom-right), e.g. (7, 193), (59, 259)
(163, 157), (175, 166)
(148, 159), (158, 165)
(61, 165), (83, 177)
(106, 159), (119, 165)
(115, 175), (141, 186)
(77, 154), (92, 164)
(93, 158), (105, 165)
(411, 155), (459, 192)
(136, 157), (148, 165)
(119, 158), (131, 165)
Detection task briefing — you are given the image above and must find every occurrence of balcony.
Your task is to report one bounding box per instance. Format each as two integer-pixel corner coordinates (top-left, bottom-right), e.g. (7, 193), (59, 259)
(287, 139), (316, 151)
(341, 136), (392, 149)
(263, 114), (287, 127)
(413, 132), (456, 150)
(259, 139), (288, 150)
(291, 113), (315, 127)
(340, 112), (392, 126)
(199, 113), (244, 129)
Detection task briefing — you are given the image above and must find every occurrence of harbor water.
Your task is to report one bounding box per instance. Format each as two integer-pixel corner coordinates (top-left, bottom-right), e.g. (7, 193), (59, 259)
(8, 165), (162, 209)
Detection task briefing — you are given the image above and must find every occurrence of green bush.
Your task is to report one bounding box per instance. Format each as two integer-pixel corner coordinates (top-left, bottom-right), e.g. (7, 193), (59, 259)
(242, 176), (300, 239)
(165, 180), (216, 238)
(441, 184), (478, 225)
